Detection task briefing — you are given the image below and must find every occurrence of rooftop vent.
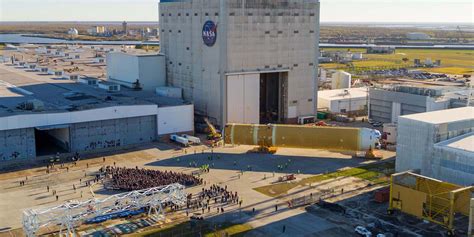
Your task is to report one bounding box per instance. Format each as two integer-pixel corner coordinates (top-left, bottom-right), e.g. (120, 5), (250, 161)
(17, 99), (44, 111)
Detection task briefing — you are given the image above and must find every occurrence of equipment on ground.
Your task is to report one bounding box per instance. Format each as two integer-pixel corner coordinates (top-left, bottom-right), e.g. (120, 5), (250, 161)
(170, 134), (189, 147)
(278, 174), (296, 182)
(181, 134), (201, 144)
(388, 172), (474, 236)
(22, 184), (186, 237)
(204, 118), (222, 145)
(353, 148), (383, 159)
(224, 123), (381, 152)
(248, 145), (278, 154)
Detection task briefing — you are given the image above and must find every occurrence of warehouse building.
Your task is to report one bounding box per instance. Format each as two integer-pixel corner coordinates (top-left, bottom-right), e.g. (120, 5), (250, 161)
(369, 85), (470, 123)
(317, 87), (367, 114)
(106, 52), (166, 91)
(0, 65), (193, 168)
(159, 0), (320, 126)
(396, 107), (474, 186)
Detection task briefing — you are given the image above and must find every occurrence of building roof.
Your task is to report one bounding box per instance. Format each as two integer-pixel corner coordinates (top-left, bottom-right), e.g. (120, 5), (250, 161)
(0, 64), (187, 117)
(109, 51), (165, 57)
(400, 107), (474, 124)
(435, 132), (474, 153)
(318, 87), (368, 101)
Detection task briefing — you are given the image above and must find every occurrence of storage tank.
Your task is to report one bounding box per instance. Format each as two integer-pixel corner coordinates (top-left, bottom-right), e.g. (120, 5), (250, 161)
(223, 124), (380, 151)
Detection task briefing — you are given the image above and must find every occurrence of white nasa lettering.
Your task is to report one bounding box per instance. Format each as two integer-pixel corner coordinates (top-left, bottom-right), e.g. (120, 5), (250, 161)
(203, 30), (215, 38)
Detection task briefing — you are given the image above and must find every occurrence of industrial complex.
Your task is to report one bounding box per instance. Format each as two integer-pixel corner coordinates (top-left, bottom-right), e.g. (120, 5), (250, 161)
(0, 1), (473, 237)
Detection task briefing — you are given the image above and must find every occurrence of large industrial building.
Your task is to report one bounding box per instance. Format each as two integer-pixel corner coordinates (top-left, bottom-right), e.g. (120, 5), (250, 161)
(396, 107), (474, 186)
(369, 85), (470, 123)
(159, 0), (320, 126)
(0, 63), (193, 168)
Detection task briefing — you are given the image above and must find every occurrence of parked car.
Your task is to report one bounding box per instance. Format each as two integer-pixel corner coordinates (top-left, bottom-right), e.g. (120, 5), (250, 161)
(355, 226), (372, 237)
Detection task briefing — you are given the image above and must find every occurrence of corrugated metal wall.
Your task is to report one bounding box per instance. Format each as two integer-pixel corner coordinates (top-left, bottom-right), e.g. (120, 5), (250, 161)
(0, 128), (35, 161)
(70, 116), (157, 152)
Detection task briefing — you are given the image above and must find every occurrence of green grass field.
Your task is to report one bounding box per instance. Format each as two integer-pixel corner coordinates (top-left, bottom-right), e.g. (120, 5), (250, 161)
(254, 161), (395, 197)
(320, 48), (474, 75)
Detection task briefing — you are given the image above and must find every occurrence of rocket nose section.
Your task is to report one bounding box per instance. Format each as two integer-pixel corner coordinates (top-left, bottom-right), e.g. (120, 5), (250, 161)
(359, 128), (380, 150)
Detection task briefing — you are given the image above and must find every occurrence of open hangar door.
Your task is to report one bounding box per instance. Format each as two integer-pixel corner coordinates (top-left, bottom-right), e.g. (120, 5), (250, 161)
(34, 125), (70, 156)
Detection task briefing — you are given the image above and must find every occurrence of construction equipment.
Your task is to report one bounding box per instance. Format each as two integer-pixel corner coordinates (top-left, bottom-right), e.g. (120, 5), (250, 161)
(204, 118), (222, 145)
(248, 142), (278, 154)
(388, 172), (474, 236)
(278, 174), (296, 182)
(353, 147), (383, 159)
(224, 123), (380, 152)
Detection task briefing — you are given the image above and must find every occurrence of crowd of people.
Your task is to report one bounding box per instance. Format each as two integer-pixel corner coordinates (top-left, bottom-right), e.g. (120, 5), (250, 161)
(103, 166), (202, 191)
(186, 184), (241, 214)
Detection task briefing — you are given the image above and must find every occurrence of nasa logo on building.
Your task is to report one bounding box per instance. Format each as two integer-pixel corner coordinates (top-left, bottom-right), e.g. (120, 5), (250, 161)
(202, 20), (217, 47)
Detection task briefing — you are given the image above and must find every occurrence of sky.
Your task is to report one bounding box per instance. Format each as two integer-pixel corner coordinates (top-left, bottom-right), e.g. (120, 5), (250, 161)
(0, 0), (473, 23)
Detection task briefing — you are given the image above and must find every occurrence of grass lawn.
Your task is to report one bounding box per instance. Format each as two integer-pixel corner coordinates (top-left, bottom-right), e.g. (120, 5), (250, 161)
(320, 48), (474, 75)
(254, 160), (395, 197)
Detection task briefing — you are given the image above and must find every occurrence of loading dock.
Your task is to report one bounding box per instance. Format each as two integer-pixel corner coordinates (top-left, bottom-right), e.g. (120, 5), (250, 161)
(260, 72), (287, 124)
(34, 125), (70, 156)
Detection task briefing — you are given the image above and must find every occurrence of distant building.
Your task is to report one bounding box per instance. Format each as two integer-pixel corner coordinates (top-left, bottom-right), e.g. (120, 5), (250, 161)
(321, 51), (355, 63)
(414, 58), (441, 67)
(122, 21), (128, 34)
(106, 52), (166, 91)
(406, 32), (431, 40)
(317, 87), (368, 113)
(352, 52), (363, 60)
(396, 107), (474, 186)
(151, 28), (159, 37)
(87, 26), (106, 35)
(67, 28), (79, 36)
(367, 46), (395, 54)
(369, 86), (470, 123)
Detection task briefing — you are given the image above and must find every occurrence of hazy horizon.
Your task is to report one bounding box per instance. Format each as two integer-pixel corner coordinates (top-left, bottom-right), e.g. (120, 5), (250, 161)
(0, 0), (473, 23)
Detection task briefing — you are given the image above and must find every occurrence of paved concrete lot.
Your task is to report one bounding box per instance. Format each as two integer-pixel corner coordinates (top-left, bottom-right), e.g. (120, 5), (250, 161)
(0, 143), (395, 236)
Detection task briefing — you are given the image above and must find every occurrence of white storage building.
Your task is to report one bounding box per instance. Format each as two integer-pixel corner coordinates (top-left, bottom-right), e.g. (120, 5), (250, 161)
(317, 87), (367, 113)
(331, 70), (351, 89)
(106, 52), (166, 91)
(396, 107), (474, 186)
